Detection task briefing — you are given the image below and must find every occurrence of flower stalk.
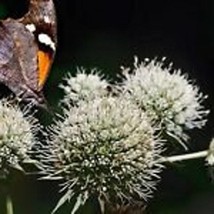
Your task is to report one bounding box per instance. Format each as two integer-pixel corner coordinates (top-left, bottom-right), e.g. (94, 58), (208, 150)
(159, 150), (208, 163)
(159, 138), (214, 164)
(6, 193), (13, 214)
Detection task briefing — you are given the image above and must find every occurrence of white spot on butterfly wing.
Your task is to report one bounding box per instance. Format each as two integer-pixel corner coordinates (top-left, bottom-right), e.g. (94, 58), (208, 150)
(44, 16), (51, 24)
(38, 33), (56, 50)
(25, 24), (36, 33)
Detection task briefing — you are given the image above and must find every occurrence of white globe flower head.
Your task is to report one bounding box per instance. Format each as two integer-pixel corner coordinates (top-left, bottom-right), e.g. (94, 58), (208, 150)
(39, 96), (163, 214)
(206, 138), (214, 166)
(60, 68), (109, 105)
(0, 99), (38, 178)
(121, 57), (209, 146)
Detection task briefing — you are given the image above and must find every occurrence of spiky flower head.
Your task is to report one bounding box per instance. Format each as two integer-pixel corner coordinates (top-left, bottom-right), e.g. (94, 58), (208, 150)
(121, 57), (209, 146)
(0, 99), (38, 179)
(206, 138), (214, 166)
(60, 68), (109, 105)
(39, 96), (163, 213)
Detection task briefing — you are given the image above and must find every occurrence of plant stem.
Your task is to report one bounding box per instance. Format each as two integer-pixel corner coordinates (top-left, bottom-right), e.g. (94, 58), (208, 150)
(6, 193), (13, 214)
(158, 150), (208, 163)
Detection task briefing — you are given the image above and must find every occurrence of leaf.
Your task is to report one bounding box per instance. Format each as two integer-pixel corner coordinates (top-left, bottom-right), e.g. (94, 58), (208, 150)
(52, 189), (74, 214)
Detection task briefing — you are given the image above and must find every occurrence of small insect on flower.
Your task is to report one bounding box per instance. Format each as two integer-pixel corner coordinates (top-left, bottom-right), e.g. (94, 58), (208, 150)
(38, 95), (163, 214)
(121, 57), (209, 147)
(0, 99), (39, 178)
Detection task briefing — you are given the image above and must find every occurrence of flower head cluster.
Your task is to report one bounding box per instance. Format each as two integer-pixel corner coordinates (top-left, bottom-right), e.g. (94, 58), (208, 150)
(121, 57), (209, 145)
(40, 96), (163, 213)
(0, 100), (38, 178)
(38, 58), (209, 212)
(60, 68), (109, 105)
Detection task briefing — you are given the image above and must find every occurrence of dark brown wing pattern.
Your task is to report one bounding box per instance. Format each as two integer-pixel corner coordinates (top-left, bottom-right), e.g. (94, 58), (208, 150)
(0, 19), (40, 101)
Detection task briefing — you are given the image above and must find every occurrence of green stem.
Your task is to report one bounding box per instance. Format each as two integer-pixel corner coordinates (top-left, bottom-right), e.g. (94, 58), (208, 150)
(158, 150), (208, 163)
(6, 193), (13, 214)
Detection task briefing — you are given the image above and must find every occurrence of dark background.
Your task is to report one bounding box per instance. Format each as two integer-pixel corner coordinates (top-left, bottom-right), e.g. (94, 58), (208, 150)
(0, 0), (214, 213)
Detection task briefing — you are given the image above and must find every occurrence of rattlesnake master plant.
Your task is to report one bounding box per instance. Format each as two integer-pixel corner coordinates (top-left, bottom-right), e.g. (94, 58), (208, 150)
(39, 81), (163, 213)
(206, 138), (214, 166)
(38, 58), (209, 213)
(60, 68), (109, 105)
(121, 57), (209, 147)
(0, 99), (38, 179)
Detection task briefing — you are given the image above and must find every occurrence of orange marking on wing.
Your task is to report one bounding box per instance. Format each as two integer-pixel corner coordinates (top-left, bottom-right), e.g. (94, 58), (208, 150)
(38, 50), (51, 88)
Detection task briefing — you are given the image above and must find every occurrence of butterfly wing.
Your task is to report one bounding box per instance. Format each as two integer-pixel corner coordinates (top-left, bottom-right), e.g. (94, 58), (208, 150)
(0, 19), (39, 98)
(19, 0), (57, 90)
(0, 22), (14, 69)
(0, 0), (57, 106)
(0, 21), (24, 91)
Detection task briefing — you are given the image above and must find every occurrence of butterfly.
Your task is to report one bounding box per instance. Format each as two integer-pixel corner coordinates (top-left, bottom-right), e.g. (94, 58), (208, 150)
(0, 0), (57, 107)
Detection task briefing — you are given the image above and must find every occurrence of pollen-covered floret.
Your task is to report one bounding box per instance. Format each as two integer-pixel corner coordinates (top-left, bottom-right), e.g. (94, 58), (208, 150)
(60, 68), (109, 105)
(0, 100), (38, 177)
(39, 96), (163, 213)
(121, 57), (209, 145)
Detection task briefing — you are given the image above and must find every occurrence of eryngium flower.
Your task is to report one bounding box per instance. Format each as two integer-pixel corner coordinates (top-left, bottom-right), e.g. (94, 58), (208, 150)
(60, 68), (109, 105)
(121, 57), (209, 146)
(39, 96), (163, 213)
(0, 100), (38, 178)
(206, 138), (214, 166)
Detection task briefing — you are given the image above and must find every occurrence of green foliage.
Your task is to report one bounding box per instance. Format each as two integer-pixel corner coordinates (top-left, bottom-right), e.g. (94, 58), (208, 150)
(0, 3), (7, 19)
